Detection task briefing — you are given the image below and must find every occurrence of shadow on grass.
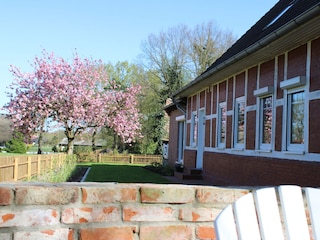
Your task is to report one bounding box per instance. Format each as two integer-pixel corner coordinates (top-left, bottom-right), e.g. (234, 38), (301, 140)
(83, 164), (173, 184)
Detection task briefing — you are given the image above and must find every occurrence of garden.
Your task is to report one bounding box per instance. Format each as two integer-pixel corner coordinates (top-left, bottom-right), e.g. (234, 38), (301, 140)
(72, 163), (172, 184)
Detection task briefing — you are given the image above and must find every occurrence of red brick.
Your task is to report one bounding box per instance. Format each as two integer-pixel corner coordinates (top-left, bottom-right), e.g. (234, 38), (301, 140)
(62, 206), (121, 224)
(196, 225), (216, 240)
(259, 59), (275, 88)
(0, 209), (59, 227)
(235, 72), (245, 98)
(310, 37), (320, 91)
(82, 185), (138, 203)
(0, 187), (13, 205)
(140, 225), (193, 240)
(14, 229), (73, 240)
(123, 205), (177, 222)
(196, 187), (248, 207)
(15, 186), (78, 205)
(80, 227), (136, 240)
(287, 44), (307, 79)
(179, 207), (220, 222)
(141, 185), (195, 203)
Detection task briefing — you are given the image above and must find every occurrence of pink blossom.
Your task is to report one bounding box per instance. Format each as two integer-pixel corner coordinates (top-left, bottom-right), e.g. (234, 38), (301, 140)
(4, 50), (142, 154)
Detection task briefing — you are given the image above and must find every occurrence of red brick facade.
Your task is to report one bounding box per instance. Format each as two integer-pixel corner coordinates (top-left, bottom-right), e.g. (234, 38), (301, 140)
(167, 36), (320, 187)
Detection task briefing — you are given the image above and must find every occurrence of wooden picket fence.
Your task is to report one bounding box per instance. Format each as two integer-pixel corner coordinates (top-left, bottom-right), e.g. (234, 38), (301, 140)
(77, 153), (162, 165)
(0, 153), (162, 182)
(0, 154), (66, 182)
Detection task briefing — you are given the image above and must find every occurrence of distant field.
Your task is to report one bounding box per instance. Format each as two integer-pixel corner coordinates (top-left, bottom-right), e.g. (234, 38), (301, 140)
(0, 145), (53, 156)
(27, 145), (53, 153)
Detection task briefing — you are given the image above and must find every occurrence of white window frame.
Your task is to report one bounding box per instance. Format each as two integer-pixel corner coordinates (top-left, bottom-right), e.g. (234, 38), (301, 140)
(259, 95), (273, 151)
(254, 86), (274, 152)
(176, 117), (185, 163)
(190, 111), (198, 147)
(217, 102), (226, 149)
(286, 87), (305, 152)
(280, 76), (306, 153)
(233, 97), (246, 149)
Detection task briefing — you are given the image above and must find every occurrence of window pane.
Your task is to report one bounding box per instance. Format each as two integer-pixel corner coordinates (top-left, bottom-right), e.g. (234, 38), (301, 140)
(237, 101), (245, 144)
(290, 91), (304, 144)
(193, 114), (198, 144)
(178, 121), (184, 160)
(220, 105), (226, 144)
(262, 96), (272, 144)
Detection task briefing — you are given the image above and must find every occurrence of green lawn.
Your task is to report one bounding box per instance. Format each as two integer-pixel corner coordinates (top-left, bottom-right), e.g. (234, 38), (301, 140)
(83, 164), (172, 184)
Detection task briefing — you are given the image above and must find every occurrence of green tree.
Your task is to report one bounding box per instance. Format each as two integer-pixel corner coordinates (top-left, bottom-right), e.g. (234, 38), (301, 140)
(136, 71), (164, 154)
(104, 62), (165, 154)
(188, 21), (236, 76)
(5, 132), (27, 154)
(139, 21), (236, 155)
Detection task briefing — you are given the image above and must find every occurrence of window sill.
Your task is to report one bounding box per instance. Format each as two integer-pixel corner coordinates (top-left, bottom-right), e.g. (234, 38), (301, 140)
(217, 146), (226, 150)
(283, 151), (305, 155)
(232, 148), (244, 152)
(256, 149), (272, 153)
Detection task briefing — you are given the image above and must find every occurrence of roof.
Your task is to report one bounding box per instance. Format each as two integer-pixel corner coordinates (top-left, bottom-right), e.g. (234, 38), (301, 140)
(174, 0), (320, 98)
(59, 138), (107, 147)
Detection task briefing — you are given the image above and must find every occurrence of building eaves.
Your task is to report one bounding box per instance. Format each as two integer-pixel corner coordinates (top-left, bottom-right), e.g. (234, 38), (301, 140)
(173, 0), (320, 99)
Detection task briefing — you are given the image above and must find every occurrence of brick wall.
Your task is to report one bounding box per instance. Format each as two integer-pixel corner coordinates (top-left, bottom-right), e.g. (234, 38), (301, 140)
(202, 152), (320, 187)
(167, 108), (182, 166)
(183, 149), (197, 172)
(0, 183), (247, 240)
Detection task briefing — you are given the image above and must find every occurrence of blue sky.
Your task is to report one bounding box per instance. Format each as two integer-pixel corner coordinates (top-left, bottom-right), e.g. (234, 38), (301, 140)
(0, 0), (278, 112)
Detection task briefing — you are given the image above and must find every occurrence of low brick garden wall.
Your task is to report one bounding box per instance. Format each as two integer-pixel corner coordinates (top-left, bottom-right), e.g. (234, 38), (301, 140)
(0, 183), (248, 240)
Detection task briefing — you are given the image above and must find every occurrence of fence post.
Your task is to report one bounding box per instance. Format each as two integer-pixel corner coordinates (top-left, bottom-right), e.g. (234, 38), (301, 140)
(14, 157), (19, 182)
(130, 155), (134, 164)
(27, 156), (31, 180)
(37, 155), (41, 176)
(50, 155), (53, 170)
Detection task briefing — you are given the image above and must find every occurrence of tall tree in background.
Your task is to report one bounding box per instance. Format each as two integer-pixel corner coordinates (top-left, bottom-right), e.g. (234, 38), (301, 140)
(5, 50), (142, 154)
(140, 21), (236, 100)
(104, 61), (144, 151)
(104, 61), (162, 154)
(140, 24), (190, 102)
(140, 21), (236, 153)
(189, 21), (236, 76)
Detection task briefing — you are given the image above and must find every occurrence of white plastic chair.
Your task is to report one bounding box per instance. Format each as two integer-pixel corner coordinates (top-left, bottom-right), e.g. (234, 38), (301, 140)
(214, 185), (320, 240)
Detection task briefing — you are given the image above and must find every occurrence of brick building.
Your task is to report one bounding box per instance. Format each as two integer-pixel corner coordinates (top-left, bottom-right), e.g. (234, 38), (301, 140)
(165, 0), (320, 186)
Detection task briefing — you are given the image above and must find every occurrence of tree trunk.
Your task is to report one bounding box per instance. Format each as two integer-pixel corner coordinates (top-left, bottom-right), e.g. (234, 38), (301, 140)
(92, 130), (96, 152)
(67, 138), (74, 155)
(37, 126), (43, 154)
(65, 128), (75, 155)
(113, 132), (119, 152)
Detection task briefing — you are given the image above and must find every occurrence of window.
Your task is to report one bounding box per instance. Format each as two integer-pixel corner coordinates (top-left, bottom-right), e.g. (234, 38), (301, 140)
(288, 90), (304, 146)
(280, 76), (306, 153)
(191, 112), (198, 147)
(234, 98), (245, 148)
(254, 86), (274, 151)
(261, 96), (273, 145)
(217, 102), (226, 148)
(177, 120), (185, 161)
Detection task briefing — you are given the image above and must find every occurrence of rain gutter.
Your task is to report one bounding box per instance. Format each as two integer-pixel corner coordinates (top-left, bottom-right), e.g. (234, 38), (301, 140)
(173, 4), (320, 98)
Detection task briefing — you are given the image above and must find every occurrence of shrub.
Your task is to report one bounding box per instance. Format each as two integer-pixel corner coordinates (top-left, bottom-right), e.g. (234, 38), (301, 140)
(31, 155), (77, 182)
(144, 162), (174, 176)
(5, 133), (27, 154)
(74, 146), (92, 154)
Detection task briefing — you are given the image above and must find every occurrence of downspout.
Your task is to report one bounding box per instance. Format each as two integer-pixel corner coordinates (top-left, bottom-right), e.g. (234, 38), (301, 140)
(173, 98), (186, 114)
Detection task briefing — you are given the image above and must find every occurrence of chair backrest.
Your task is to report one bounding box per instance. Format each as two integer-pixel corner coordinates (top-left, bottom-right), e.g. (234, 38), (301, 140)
(214, 185), (320, 240)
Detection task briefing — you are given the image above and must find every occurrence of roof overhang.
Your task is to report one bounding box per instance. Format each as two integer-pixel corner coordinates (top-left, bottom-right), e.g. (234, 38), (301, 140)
(174, 4), (320, 99)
